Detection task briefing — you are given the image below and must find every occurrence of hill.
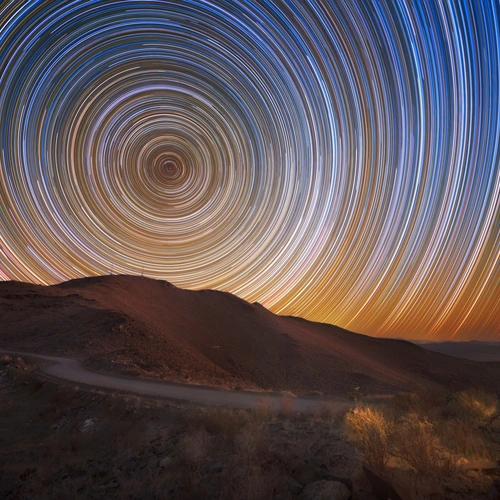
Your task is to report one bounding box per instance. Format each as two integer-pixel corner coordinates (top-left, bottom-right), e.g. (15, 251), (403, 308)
(1, 275), (499, 396)
(418, 340), (500, 362)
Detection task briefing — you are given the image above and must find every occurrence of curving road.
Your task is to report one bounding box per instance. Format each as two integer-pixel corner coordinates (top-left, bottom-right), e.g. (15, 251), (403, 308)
(0, 350), (352, 413)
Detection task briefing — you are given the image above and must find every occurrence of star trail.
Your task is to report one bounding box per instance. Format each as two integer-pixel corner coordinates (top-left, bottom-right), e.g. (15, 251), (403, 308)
(0, 0), (499, 340)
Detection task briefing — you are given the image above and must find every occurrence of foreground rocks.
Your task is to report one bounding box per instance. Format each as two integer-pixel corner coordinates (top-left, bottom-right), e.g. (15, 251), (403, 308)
(488, 479), (500, 500)
(362, 463), (405, 500)
(1, 355), (500, 500)
(300, 480), (351, 500)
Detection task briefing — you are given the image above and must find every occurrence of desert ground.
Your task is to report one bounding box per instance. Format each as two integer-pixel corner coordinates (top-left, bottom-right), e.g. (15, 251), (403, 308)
(1, 355), (500, 499)
(1, 276), (500, 499)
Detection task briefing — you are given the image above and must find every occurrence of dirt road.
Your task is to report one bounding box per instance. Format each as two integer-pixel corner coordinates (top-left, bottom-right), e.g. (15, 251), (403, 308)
(1, 350), (352, 412)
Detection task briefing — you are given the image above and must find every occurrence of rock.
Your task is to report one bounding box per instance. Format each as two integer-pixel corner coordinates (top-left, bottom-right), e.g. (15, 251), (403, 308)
(0, 355), (12, 364)
(152, 446), (163, 456)
(88, 459), (108, 476)
(324, 474), (352, 493)
(293, 463), (352, 492)
(284, 475), (303, 495)
(300, 480), (350, 500)
(294, 464), (317, 485)
(96, 479), (119, 490)
(487, 479), (500, 500)
(122, 456), (141, 473)
(269, 422), (284, 433)
(79, 418), (96, 432)
(362, 463), (405, 500)
(159, 456), (172, 469)
(207, 462), (224, 474)
(13, 357), (26, 369)
(462, 460), (500, 472)
(466, 470), (480, 479)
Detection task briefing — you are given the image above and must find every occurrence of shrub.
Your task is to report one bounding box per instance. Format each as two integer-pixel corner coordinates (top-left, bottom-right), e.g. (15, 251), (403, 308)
(201, 407), (249, 439)
(392, 389), (451, 418)
(391, 392), (422, 415)
(391, 413), (456, 477)
(278, 397), (295, 420)
(179, 428), (213, 468)
(254, 399), (274, 422)
(235, 422), (270, 464)
(438, 418), (490, 459)
(348, 386), (363, 402)
(316, 401), (338, 422)
(344, 406), (391, 471)
(456, 388), (498, 422)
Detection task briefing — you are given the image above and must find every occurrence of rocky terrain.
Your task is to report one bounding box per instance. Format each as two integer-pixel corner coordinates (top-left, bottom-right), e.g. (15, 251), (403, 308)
(1, 355), (499, 500)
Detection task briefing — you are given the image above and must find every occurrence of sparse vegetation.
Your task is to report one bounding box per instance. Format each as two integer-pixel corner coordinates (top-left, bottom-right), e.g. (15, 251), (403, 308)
(344, 406), (392, 471)
(456, 388), (498, 422)
(1, 355), (499, 500)
(278, 396), (295, 420)
(344, 389), (500, 499)
(0, 357), (359, 500)
(391, 413), (456, 477)
(316, 401), (338, 422)
(254, 398), (274, 422)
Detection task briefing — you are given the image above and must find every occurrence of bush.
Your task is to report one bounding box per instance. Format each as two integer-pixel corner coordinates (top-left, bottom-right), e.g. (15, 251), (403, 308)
(438, 417), (490, 459)
(344, 406), (391, 471)
(316, 401), (338, 422)
(254, 399), (274, 422)
(391, 413), (456, 477)
(179, 428), (213, 467)
(278, 397), (295, 420)
(456, 388), (498, 422)
(391, 389), (450, 418)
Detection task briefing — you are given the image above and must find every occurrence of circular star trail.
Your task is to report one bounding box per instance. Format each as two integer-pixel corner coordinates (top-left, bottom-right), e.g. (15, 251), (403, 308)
(0, 0), (499, 340)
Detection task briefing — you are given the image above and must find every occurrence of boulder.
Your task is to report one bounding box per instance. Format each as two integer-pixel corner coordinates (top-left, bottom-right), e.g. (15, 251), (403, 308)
(293, 463), (352, 492)
(300, 480), (350, 500)
(293, 463), (318, 485)
(487, 479), (500, 500)
(79, 418), (96, 433)
(284, 475), (303, 495)
(159, 456), (172, 469)
(465, 470), (480, 479)
(462, 460), (500, 473)
(362, 463), (405, 500)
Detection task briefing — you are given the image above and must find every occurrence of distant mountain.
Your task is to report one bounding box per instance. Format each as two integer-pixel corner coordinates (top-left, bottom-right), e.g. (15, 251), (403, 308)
(1, 275), (499, 396)
(417, 340), (500, 362)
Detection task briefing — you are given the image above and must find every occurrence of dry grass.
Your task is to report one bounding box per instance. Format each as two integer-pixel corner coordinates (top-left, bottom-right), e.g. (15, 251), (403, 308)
(391, 413), (456, 477)
(196, 407), (250, 440)
(391, 389), (449, 418)
(456, 388), (498, 422)
(278, 396), (295, 420)
(438, 417), (490, 459)
(2, 358), (499, 500)
(315, 401), (338, 422)
(345, 388), (500, 499)
(179, 428), (214, 467)
(344, 405), (391, 471)
(254, 398), (274, 422)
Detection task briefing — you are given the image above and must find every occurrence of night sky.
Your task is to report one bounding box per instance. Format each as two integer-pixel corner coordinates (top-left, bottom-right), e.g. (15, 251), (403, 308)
(0, 1), (499, 340)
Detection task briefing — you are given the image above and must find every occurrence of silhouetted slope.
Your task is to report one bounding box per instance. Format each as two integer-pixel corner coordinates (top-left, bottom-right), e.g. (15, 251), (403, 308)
(418, 340), (500, 362)
(1, 275), (499, 396)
